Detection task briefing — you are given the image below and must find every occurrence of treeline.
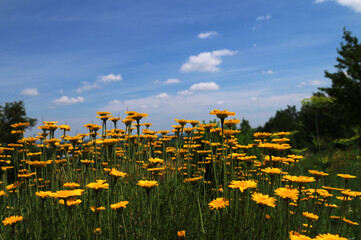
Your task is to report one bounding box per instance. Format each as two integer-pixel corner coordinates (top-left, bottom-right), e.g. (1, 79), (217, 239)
(254, 28), (361, 152)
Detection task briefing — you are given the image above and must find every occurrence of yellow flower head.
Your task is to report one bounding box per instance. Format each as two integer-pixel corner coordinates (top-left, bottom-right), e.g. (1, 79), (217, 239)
(59, 198), (82, 207)
(137, 180), (158, 190)
(253, 132), (272, 139)
(308, 170), (329, 178)
(262, 167), (282, 175)
(63, 182), (80, 189)
(337, 174), (356, 180)
(302, 212), (319, 221)
(283, 175), (315, 185)
(35, 191), (52, 199)
(228, 180), (257, 192)
(54, 189), (84, 199)
(109, 168), (127, 178)
(86, 180), (109, 191)
(110, 201), (129, 212)
(251, 192), (277, 208)
(209, 109), (235, 120)
(2, 215), (23, 226)
(275, 187), (299, 201)
(314, 233), (348, 240)
(208, 197), (229, 210)
(177, 230), (186, 238)
(90, 206), (106, 213)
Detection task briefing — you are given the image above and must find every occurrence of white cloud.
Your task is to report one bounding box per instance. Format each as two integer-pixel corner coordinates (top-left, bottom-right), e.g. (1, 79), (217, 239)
(165, 79), (181, 84)
(216, 100), (224, 105)
(180, 49), (237, 73)
(337, 0), (361, 12)
(96, 73), (122, 83)
(156, 93), (171, 99)
(190, 81), (220, 91)
(262, 70), (275, 75)
(53, 96), (84, 105)
(20, 88), (39, 96)
(256, 15), (271, 21)
(177, 90), (194, 96)
(308, 79), (325, 85)
(108, 99), (121, 105)
(315, 0), (361, 12)
(297, 79), (327, 88)
(197, 31), (218, 39)
(76, 82), (100, 93)
(77, 73), (122, 93)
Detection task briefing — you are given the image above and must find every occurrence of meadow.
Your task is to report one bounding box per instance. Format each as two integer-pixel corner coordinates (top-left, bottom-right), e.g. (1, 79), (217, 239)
(0, 109), (360, 240)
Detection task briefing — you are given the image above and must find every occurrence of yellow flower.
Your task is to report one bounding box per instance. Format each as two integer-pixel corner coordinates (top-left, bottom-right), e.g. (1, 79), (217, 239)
(208, 198), (229, 210)
(2, 215), (23, 226)
(275, 187), (299, 201)
(109, 168), (127, 178)
(90, 206), (106, 212)
(251, 192), (277, 208)
(177, 230), (186, 238)
(137, 180), (158, 190)
(209, 109), (235, 120)
(174, 119), (188, 126)
(224, 119), (240, 127)
(111, 201), (129, 212)
(97, 111), (111, 116)
(63, 182), (80, 189)
(148, 158), (164, 165)
(283, 175), (315, 185)
(308, 170), (329, 178)
(6, 181), (23, 190)
(342, 217), (358, 226)
(314, 233), (348, 240)
(59, 198), (82, 207)
(54, 189), (84, 199)
(131, 112), (149, 121)
(184, 176), (203, 183)
(35, 191), (52, 199)
(337, 174), (356, 180)
(11, 122), (30, 129)
(290, 233), (312, 240)
(81, 159), (94, 165)
(86, 180), (109, 191)
(253, 132), (272, 139)
(261, 167), (282, 175)
(228, 180), (257, 192)
(302, 212), (319, 221)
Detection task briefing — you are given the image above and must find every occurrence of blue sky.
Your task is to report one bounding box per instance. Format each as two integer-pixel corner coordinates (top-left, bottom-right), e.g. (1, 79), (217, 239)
(1, 0), (361, 135)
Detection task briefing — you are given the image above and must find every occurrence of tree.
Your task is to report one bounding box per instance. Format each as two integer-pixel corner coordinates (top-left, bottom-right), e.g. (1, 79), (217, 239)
(238, 118), (253, 144)
(0, 101), (37, 144)
(320, 28), (361, 129)
(262, 105), (299, 132)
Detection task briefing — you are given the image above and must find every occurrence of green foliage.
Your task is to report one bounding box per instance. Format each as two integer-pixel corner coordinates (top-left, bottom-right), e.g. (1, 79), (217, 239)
(333, 128), (360, 146)
(301, 95), (334, 108)
(260, 29), (361, 152)
(0, 101), (37, 144)
(237, 118), (253, 144)
(320, 28), (361, 129)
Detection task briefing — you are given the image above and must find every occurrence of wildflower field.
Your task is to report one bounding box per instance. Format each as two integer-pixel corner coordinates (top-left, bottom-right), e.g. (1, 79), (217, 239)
(0, 110), (360, 240)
